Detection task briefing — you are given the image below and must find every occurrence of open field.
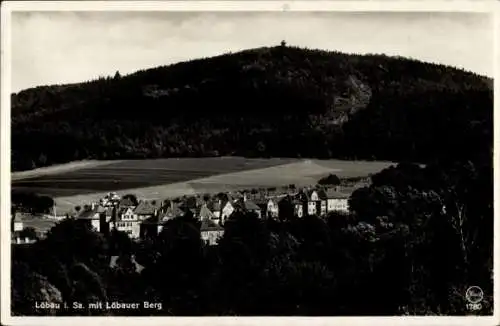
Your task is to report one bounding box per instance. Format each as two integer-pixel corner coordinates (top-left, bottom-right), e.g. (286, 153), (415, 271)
(11, 157), (395, 213)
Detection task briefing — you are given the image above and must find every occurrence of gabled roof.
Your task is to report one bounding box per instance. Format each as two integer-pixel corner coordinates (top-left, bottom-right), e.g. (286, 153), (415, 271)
(134, 200), (160, 215)
(77, 206), (101, 220)
(306, 189), (319, 200)
(198, 204), (216, 220)
(325, 189), (350, 199)
(294, 189), (321, 201)
(118, 206), (134, 215)
(13, 212), (29, 222)
(267, 198), (279, 205)
(234, 199), (261, 211)
(164, 202), (184, 219)
(221, 199), (234, 209)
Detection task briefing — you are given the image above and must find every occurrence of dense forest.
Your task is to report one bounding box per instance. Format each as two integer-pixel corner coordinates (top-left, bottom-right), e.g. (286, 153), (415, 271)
(11, 45), (492, 171)
(11, 160), (493, 316)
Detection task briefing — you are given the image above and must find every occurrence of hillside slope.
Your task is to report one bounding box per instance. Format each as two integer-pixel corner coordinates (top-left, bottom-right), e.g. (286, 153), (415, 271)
(11, 45), (493, 171)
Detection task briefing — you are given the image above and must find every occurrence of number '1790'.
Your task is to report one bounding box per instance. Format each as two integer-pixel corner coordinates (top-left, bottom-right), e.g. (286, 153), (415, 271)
(467, 303), (482, 311)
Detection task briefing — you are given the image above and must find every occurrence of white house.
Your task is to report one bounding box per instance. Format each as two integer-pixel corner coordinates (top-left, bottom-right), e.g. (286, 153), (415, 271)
(120, 207), (136, 221)
(200, 219), (224, 246)
(200, 202), (225, 246)
(198, 203), (220, 225)
(303, 190), (320, 216)
(162, 201), (184, 221)
(307, 200), (317, 215)
(12, 212), (25, 232)
(112, 207), (141, 238)
(76, 204), (105, 232)
(326, 189), (350, 213)
(220, 199), (235, 221)
(295, 202), (304, 217)
(266, 199), (279, 218)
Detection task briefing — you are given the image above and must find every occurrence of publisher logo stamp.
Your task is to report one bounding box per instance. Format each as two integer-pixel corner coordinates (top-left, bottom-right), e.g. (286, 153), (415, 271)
(465, 286), (483, 311)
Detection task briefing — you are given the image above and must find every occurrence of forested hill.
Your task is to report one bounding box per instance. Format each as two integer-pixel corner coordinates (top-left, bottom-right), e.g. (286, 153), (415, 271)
(11, 45), (493, 172)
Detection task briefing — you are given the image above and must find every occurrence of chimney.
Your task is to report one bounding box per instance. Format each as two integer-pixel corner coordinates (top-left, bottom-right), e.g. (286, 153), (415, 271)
(243, 193), (247, 202)
(91, 202), (95, 210)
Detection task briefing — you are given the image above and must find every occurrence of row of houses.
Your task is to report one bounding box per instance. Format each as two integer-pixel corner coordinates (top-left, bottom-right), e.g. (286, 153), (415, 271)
(12, 187), (351, 246)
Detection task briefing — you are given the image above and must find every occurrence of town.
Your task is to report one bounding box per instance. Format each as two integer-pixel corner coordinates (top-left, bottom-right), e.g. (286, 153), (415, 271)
(11, 183), (353, 246)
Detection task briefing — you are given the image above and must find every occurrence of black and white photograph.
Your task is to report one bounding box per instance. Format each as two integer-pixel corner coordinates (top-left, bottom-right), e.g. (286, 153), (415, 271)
(1, 0), (497, 323)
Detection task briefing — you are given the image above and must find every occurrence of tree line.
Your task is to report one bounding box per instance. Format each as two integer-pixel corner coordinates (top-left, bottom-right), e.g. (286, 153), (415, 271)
(11, 191), (55, 214)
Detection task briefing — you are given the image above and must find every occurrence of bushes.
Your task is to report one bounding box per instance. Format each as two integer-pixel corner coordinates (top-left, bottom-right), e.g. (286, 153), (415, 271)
(318, 174), (341, 186)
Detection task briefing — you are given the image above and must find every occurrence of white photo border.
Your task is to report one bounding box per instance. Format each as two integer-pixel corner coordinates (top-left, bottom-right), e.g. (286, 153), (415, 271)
(1, 1), (499, 326)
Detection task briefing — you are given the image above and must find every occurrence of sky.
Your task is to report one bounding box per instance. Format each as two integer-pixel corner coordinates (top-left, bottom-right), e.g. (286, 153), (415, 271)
(11, 11), (494, 93)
